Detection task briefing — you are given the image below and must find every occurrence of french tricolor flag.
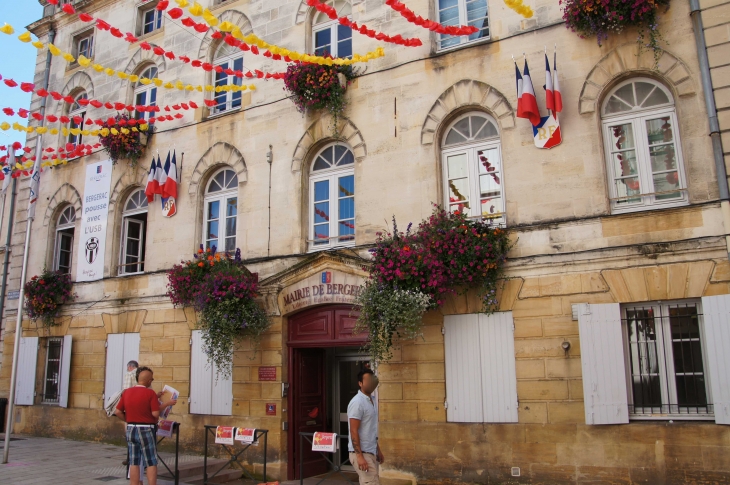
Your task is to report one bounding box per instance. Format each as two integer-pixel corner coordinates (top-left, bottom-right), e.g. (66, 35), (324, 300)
(163, 150), (178, 199)
(514, 62), (524, 119)
(144, 157), (158, 202)
(553, 51), (563, 115)
(519, 60), (541, 126)
(545, 53), (555, 114)
(155, 154), (167, 195)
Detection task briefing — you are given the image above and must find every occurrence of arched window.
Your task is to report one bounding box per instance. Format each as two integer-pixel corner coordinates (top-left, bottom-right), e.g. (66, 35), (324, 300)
(601, 78), (687, 213)
(68, 92), (87, 147)
(313, 0), (352, 58)
(310, 143), (355, 249)
(212, 43), (243, 115)
(204, 168), (238, 252)
(120, 189), (148, 275)
(437, 0), (489, 50)
(134, 66), (158, 120)
(442, 112), (504, 224)
(54, 206), (76, 274)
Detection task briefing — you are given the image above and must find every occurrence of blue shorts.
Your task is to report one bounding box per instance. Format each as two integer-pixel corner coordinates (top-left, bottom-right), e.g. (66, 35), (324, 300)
(126, 425), (158, 468)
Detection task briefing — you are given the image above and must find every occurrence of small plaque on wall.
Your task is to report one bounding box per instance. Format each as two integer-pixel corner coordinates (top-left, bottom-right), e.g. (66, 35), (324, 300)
(266, 403), (276, 416)
(258, 366), (277, 381)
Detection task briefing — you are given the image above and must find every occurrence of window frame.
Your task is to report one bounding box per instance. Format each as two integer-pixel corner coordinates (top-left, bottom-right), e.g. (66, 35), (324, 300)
(73, 29), (95, 60)
(67, 92), (87, 148)
(436, 0), (490, 52)
(308, 143), (356, 251)
(53, 206), (76, 275)
(203, 168), (239, 253)
(119, 189), (148, 276)
(441, 113), (505, 225)
(601, 78), (688, 214)
(621, 299), (714, 421)
(312, 2), (353, 59)
(140, 4), (164, 36)
(134, 66), (159, 121)
(42, 337), (64, 405)
(211, 47), (244, 116)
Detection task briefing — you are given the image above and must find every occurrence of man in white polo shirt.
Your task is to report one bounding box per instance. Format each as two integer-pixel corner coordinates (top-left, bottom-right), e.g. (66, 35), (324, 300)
(348, 368), (384, 485)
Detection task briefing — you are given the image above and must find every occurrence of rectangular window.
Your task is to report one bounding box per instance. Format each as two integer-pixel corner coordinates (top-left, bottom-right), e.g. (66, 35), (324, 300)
(42, 338), (63, 404)
(437, 0), (489, 51)
(310, 173), (356, 250)
(604, 111), (687, 213)
(135, 87), (157, 120)
(121, 217), (146, 274)
(314, 24), (352, 59)
(54, 229), (74, 274)
(74, 31), (94, 59)
(212, 57), (243, 115)
(622, 301), (712, 418)
(205, 196), (237, 252)
(443, 144), (505, 225)
(142, 8), (163, 35)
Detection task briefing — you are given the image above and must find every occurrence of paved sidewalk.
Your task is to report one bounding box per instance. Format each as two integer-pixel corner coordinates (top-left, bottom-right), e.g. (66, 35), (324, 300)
(0, 434), (365, 485)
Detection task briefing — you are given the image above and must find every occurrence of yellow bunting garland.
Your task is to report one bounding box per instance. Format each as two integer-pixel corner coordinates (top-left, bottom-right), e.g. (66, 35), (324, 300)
(0, 23), (14, 35)
(18, 31), (31, 42)
(503, 0), (534, 18)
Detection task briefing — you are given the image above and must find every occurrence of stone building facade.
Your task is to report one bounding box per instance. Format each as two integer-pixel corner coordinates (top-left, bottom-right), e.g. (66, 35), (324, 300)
(0, 0), (729, 483)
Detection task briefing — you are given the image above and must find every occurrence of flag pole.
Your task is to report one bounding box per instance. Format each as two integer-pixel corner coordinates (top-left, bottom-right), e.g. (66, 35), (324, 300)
(3, 26), (54, 464)
(2, 144), (41, 463)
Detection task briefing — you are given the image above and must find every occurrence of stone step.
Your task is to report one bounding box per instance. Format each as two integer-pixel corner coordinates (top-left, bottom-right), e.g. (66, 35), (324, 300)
(158, 458), (233, 480)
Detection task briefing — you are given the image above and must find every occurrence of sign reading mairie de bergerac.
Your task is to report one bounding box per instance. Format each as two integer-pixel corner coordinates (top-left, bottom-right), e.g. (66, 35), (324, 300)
(279, 270), (364, 314)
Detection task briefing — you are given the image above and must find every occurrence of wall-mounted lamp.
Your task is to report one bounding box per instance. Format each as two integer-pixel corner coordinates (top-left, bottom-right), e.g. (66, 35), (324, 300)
(561, 340), (571, 356)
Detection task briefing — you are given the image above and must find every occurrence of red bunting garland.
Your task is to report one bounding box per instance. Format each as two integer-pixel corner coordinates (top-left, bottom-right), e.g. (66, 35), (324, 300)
(75, 11), (286, 80)
(305, 0), (422, 47)
(384, 0), (479, 36)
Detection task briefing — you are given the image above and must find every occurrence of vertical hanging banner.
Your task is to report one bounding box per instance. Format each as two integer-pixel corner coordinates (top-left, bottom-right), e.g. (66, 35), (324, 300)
(77, 159), (113, 281)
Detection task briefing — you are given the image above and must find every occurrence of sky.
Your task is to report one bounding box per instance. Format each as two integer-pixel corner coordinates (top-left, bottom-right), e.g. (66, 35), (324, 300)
(0, 2), (44, 149)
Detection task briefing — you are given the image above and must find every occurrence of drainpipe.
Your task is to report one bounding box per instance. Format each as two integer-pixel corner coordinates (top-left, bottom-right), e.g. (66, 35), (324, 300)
(690, 0), (730, 259)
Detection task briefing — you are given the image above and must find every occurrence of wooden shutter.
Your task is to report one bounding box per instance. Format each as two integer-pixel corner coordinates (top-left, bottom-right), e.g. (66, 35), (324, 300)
(104, 334), (125, 400)
(701, 295), (730, 425)
(479, 311), (518, 423)
(577, 303), (629, 425)
(58, 335), (73, 408)
(444, 314), (484, 422)
(15, 336), (39, 406)
(211, 363), (232, 416)
(122, 333), (140, 373)
(190, 330), (212, 415)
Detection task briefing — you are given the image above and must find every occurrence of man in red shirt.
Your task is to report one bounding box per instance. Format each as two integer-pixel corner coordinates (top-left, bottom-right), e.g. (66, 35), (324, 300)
(114, 366), (176, 485)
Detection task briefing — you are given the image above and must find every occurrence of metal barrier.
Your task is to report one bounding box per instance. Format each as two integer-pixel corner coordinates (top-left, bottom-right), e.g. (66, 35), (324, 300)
(299, 432), (355, 485)
(125, 422), (180, 485)
(203, 425), (268, 484)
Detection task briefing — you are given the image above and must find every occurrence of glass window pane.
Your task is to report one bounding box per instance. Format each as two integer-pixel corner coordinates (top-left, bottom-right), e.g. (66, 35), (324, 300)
(653, 173), (681, 199)
(135, 91), (147, 106)
(126, 238), (140, 259)
(477, 149), (498, 174)
(649, 145), (677, 172)
(439, 5), (460, 25)
(645, 117), (673, 146)
(225, 236), (235, 253)
(313, 156), (330, 171)
(314, 202), (330, 224)
(226, 216), (236, 238)
(127, 221), (141, 239)
(448, 178), (470, 204)
(339, 197), (354, 220)
(338, 36), (352, 58)
(634, 82), (656, 106)
(315, 29), (332, 53)
(60, 233), (73, 251)
(339, 219), (355, 240)
(226, 197), (237, 217)
(447, 153), (468, 179)
(208, 200), (220, 220)
(338, 175), (354, 197)
(314, 180), (329, 202)
(611, 150), (638, 178)
(643, 88), (670, 107)
(616, 177), (642, 203)
(608, 123), (635, 150)
(479, 173), (501, 197)
(338, 150), (354, 166)
(444, 129), (467, 146)
(614, 83), (636, 107)
(480, 197), (503, 217)
(314, 223), (329, 244)
(207, 220), (219, 240)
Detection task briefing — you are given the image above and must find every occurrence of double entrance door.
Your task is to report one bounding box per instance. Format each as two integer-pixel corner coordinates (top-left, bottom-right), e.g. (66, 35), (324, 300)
(288, 305), (373, 480)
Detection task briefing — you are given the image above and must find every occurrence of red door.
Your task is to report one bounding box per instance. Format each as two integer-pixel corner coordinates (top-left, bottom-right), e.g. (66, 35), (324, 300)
(292, 347), (328, 479)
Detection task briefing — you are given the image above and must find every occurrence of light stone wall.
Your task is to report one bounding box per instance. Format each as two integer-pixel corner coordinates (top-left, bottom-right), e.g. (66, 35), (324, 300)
(0, 0), (728, 482)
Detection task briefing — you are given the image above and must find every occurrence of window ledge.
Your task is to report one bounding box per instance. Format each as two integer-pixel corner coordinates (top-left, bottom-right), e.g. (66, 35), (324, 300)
(629, 414), (715, 421)
(610, 199), (690, 216)
(436, 36), (493, 56)
(135, 27), (165, 44)
(117, 271), (145, 278)
(206, 106), (242, 120)
(307, 242), (356, 253)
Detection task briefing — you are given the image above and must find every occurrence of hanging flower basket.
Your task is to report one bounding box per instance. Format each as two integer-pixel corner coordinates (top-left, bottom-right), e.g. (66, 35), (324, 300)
(354, 207), (512, 363)
(166, 246), (271, 377)
(283, 61), (358, 130)
(98, 113), (151, 167)
(24, 268), (76, 329)
(561, 0), (670, 56)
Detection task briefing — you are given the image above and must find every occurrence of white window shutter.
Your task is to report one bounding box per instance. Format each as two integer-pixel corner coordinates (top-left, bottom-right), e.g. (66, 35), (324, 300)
(15, 336), (39, 406)
(190, 330), (213, 415)
(701, 295), (730, 425)
(104, 334), (125, 399)
(58, 335), (73, 408)
(479, 311), (518, 423)
(211, 364), (232, 416)
(444, 314), (484, 423)
(577, 303), (629, 425)
(122, 333), (140, 373)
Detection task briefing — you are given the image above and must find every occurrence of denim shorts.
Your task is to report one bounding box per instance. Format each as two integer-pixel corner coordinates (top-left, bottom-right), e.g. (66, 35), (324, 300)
(126, 425), (158, 468)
